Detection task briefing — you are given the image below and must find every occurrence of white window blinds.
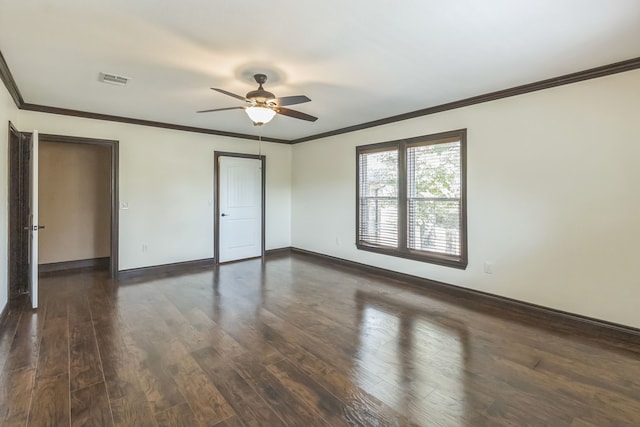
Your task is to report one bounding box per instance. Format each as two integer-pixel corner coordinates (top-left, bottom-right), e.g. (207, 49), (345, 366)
(358, 148), (398, 248)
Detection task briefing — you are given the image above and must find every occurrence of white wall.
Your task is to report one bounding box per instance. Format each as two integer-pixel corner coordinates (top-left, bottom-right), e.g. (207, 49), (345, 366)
(292, 69), (640, 329)
(18, 111), (292, 270)
(0, 83), (19, 314)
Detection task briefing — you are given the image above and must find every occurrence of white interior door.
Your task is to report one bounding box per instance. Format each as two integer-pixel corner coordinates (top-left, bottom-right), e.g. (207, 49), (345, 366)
(218, 156), (262, 263)
(28, 130), (39, 309)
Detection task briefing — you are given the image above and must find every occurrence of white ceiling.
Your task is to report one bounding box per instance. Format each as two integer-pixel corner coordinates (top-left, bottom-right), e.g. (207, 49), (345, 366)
(1, 0), (639, 141)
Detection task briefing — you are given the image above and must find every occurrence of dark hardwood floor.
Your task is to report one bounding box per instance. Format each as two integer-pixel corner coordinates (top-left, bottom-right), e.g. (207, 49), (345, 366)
(1, 252), (639, 426)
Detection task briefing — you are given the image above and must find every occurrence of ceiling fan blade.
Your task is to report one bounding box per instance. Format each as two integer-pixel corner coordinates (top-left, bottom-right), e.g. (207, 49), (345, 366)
(273, 95), (311, 107)
(211, 88), (247, 102)
(197, 106), (244, 113)
(276, 107), (318, 122)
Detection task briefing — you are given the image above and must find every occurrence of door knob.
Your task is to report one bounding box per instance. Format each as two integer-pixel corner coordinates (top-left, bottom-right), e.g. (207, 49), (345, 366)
(221, 213), (228, 217)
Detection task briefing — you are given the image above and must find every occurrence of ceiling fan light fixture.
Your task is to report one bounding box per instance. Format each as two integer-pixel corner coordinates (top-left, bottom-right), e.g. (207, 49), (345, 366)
(245, 105), (276, 125)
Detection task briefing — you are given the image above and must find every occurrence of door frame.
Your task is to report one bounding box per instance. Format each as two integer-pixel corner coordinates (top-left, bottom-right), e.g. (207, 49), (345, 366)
(10, 131), (120, 281)
(39, 133), (120, 278)
(213, 151), (265, 264)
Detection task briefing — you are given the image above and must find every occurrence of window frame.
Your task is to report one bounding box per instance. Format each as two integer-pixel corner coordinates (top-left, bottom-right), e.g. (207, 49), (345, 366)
(356, 129), (468, 269)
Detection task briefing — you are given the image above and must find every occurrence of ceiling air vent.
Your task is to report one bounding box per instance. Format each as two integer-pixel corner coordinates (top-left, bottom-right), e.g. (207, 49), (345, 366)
(99, 72), (129, 86)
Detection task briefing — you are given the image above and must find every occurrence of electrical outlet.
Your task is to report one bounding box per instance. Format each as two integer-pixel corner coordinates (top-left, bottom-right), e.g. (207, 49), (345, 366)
(142, 244), (148, 253)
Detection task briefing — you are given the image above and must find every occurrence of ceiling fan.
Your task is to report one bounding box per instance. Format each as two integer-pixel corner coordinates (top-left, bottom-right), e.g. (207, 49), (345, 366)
(197, 74), (318, 125)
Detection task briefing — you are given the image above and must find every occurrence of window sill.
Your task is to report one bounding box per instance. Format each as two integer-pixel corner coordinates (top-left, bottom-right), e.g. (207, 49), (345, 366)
(356, 243), (468, 270)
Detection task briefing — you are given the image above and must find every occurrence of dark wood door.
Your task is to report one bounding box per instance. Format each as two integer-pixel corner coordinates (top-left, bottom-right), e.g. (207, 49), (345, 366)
(8, 124), (30, 297)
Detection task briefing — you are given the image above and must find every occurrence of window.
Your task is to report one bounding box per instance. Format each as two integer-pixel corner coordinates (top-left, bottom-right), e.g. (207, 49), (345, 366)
(356, 129), (467, 269)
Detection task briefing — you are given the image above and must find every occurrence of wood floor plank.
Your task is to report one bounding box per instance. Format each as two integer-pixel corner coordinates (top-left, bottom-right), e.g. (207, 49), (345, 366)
(259, 321), (417, 426)
(212, 415), (246, 427)
(3, 311), (40, 372)
(70, 382), (114, 427)
(570, 418), (600, 427)
(86, 286), (119, 326)
(216, 311), (284, 366)
(110, 395), (157, 427)
(28, 373), (69, 427)
(266, 358), (352, 427)
(0, 367), (36, 425)
(485, 394), (573, 427)
(44, 297), (67, 322)
(198, 292), (286, 365)
(122, 332), (186, 415)
(0, 309), (23, 372)
(468, 346), (640, 426)
(412, 388), (495, 426)
(256, 306), (384, 390)
(69, 322), (103, 391)
(36, 317), (68, 379)
(67, 295), (92, 325)
(231, 353), (330, 427)
(154, 402), (200, 427)
(161, 339), (234, 426)
(184, 308), (248, 359)
(192, 346), (286, 426)
(154, 294), (211, 353)
(92, 318), (125, 357)
(93, 320), (146, 401)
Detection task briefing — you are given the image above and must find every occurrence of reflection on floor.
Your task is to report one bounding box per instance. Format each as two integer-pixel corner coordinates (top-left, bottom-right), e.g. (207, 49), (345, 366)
(1, 252), (639, 426)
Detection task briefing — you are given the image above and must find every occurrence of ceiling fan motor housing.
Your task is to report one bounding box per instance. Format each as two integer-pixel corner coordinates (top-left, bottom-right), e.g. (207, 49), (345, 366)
(246, 73), (276, 104)
(246, 88), (275, 104)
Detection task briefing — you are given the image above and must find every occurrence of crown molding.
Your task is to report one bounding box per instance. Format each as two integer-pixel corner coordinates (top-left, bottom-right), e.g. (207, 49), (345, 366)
(0, 50), (23, 107)
(290, 56), (640, 144)
(2, 46), (639, 145)
(20, 103), (290, 144)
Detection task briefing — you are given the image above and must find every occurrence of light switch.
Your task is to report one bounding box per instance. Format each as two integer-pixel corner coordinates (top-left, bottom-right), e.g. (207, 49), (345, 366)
(484, 262), (493, 274)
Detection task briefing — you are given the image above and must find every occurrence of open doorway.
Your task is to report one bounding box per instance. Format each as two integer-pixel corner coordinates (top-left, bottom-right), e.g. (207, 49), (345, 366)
(38, 138), (112, 272)
(8, 129), (119, 301)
